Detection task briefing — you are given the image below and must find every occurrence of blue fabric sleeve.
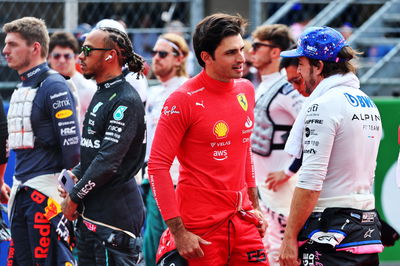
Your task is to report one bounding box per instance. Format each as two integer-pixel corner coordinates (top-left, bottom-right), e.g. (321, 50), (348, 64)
(44, 79), (80, 169)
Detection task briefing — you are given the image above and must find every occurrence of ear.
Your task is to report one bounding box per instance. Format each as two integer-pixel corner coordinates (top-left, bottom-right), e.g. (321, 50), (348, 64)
(173, 54), (185, 67)
(32, 42), (42, 57)
(200, 51), (212, 66)
(315, 60), (324, 76)
(270, 47), (281, 59)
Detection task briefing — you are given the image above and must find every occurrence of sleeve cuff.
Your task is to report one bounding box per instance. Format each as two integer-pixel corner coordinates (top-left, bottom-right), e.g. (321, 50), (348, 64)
(284, 168), (295, 177)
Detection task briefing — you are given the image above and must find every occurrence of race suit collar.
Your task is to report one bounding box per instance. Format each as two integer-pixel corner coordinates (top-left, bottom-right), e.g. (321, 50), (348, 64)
(97, 74), (125, 91)
(200, 70), (234, 94)
(19, 62), (49, 86)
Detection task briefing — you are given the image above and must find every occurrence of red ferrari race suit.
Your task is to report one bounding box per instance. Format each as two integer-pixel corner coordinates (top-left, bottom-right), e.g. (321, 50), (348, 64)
(148, 70), (268, 265)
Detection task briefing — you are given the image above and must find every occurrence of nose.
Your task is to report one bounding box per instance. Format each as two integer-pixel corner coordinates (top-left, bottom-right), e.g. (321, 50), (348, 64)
(78, 51), (85, 61)
(238, 50), (245, 63)
(2, 44), (9, 55)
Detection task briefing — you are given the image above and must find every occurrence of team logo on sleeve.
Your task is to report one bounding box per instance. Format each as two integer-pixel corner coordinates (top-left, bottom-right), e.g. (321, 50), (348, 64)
(237, 93), (248, 111)
(213, 120), (229, 139)
(92, 102), (103, 113)
(113, 106), (127, 121)
(55, 109), (73, 119)
(44, 198), (62, 220)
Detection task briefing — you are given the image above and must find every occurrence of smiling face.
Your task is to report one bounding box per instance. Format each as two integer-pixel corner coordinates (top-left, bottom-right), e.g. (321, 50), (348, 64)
(285, 65), (308, 97)
(202, 34), (245, 82)
(3, 32), (34, 74)
(298, 56), (322, 95)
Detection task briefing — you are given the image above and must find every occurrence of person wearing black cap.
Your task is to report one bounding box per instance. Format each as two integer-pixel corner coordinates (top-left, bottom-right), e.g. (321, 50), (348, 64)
(278, 26), (383, 266)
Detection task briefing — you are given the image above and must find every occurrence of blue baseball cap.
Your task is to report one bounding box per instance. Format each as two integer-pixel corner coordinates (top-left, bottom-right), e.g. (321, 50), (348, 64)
(281, 26), (348, 62)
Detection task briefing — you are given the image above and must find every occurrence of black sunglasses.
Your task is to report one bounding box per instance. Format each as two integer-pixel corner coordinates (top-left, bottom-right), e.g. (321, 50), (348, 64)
(151, 50), (178, 59)
(51, 53), (74, 60)
(251, 42), (277, 51)
(81, 45), (112, 57)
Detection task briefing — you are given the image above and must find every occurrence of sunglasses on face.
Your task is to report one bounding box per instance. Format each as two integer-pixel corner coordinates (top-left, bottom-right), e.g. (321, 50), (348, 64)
(51, 53), (74, 60)
(251, 42), (277, 52)
(80, 45), (112, 57)
(151, 50), (178, 59)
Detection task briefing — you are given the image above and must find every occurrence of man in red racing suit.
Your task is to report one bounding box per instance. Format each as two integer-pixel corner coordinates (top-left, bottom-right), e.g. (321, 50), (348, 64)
(148, 13), (268, 265)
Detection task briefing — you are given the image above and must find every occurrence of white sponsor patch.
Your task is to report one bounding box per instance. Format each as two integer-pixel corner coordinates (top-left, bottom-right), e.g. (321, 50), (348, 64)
(60, 126), (76, 136)
(63, 136), (79, 146)
(50, 91), (68, 100)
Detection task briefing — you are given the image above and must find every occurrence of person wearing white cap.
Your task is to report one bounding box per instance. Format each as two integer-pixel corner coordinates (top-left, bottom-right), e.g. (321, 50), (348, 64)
(279, 26), (383, 266)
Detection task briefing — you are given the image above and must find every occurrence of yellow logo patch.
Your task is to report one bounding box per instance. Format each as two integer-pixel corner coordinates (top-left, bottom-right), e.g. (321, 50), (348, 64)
(44, 198), (62, 220)
(237, 93), (248, 111)
(213, 120), (229, 139)
(56, 109), (73, 119)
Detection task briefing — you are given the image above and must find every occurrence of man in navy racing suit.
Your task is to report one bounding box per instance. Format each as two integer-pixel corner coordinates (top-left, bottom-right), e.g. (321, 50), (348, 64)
(3, 17), (80, 265)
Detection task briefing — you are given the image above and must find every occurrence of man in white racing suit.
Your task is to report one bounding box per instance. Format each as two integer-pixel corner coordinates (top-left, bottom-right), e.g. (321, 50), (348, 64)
(279, 26), (383, 266)
(250, 24), (304, 265)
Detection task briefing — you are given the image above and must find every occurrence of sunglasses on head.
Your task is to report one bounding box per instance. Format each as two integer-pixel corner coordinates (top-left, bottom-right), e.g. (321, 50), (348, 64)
(81, 45), (112, 57)
(151, 50), (178, 59)
(251, 42), (277, 51)
(51, 53), (74, 60)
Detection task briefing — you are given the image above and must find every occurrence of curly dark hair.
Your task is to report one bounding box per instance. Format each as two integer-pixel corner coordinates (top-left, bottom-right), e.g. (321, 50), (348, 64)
(99, 27), (145, 78)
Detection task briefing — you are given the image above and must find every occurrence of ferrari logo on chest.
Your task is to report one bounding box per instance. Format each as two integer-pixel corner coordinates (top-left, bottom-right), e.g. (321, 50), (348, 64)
(237, 93), (248, 111)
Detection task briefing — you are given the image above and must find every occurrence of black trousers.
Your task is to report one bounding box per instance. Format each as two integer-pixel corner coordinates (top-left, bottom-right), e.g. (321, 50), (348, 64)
(76, 218), (144, 266)
(299, 241), (379, 266)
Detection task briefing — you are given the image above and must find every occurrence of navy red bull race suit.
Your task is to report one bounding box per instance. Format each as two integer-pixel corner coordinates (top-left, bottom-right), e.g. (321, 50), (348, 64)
(7, 63), (80, 265)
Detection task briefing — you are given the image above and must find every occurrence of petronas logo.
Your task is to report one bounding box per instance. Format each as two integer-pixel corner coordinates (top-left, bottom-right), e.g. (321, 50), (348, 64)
(113, 106), (127, 121)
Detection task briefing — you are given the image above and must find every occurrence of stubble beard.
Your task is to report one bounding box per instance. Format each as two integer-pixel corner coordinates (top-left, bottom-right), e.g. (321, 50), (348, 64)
(305, 67), (317, 95)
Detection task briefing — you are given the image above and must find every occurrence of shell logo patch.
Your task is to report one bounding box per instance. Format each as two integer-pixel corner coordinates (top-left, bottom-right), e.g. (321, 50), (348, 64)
(55, 109), (73, 119)
(213, 120), (229, 139)
(44, 198), (62, 220)
(237, 93), (248, 111)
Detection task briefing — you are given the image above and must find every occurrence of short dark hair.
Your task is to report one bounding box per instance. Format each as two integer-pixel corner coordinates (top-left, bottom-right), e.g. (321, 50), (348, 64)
(252, 24), (294, 51)
(49, 31), (79, 54)
(307, 46), (361, 77)
(280, 44), (299, 70)
(193, 13), (246, 67)
(280, 57), (299, 71)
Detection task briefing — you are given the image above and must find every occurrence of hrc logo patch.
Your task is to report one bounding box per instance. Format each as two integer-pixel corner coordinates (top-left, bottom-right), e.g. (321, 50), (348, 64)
(237, 93), (248, 111)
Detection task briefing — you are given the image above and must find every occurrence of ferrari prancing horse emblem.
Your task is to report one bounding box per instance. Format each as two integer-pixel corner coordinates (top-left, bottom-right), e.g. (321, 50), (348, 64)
(237, 93), (248, 111)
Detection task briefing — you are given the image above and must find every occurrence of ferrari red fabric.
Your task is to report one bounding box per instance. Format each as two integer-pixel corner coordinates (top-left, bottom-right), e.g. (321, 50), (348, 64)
(148, 70), (256, 223)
